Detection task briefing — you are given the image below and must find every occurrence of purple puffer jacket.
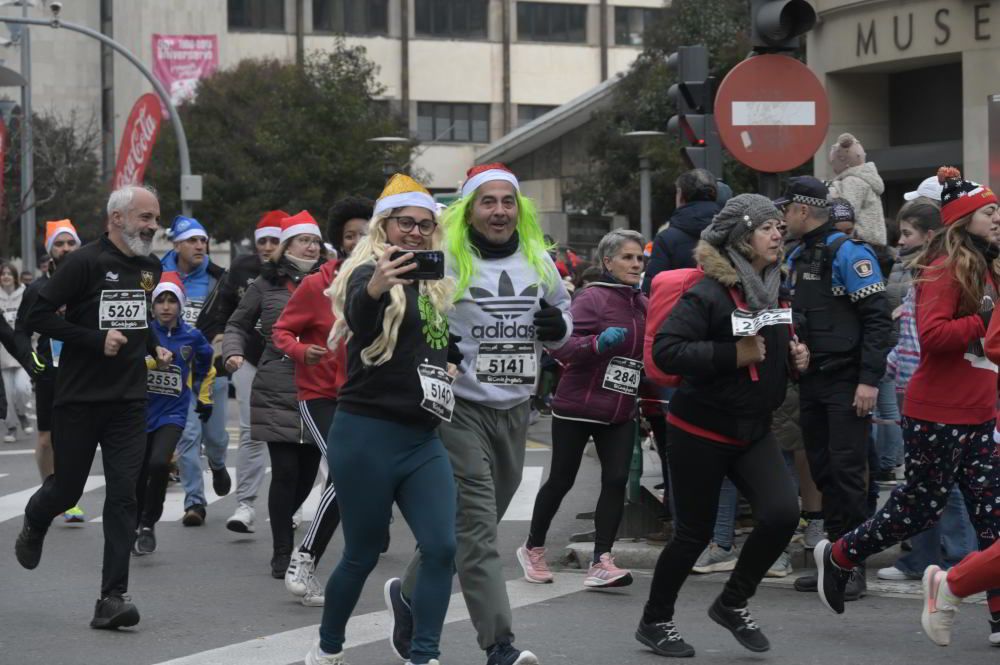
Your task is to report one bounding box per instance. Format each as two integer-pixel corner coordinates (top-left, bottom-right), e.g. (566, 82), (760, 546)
(550, 281), (647, 424)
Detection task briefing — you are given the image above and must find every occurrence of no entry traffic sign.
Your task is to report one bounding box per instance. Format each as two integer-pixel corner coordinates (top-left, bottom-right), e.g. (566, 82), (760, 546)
(715, 54), (830, 173)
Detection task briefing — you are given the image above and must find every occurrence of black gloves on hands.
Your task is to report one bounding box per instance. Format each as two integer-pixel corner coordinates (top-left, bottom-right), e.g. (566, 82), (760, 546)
(196, 402), (213, 423)
(533, 299), (567, 342)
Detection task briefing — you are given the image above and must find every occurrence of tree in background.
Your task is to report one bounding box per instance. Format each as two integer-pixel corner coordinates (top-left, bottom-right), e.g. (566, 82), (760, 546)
(147, 43), (412, 243)
(565, 0), (762, 230)
(1, 109), (104, 258)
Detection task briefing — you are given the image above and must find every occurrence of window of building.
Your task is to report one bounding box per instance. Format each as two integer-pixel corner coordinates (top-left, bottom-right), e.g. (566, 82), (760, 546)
(415, 0), (488, 39)
(614, 7), (659, 46)
(417, 102), (490, 142)
(228, 0), (286, 31)
(517, 2), (587, 43)
(313, 0), (388, 35)
(517, 104), (556, 127)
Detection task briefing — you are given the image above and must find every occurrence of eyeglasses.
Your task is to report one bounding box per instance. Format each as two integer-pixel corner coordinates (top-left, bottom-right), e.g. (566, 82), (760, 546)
(389, 216), (437, 237)
(291, 236), (322, 247)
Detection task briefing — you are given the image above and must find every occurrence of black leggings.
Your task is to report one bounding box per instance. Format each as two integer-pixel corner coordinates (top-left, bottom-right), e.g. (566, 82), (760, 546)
(527, 416), (634, 558)
(268, 441), (321, 555)
(644, 424), (799, 622)
(135, 424), (184, 529)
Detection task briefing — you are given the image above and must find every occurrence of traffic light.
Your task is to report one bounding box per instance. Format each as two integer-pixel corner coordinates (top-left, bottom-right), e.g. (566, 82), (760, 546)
(666, 45), (722, 176)
(750, 0), (817, 52)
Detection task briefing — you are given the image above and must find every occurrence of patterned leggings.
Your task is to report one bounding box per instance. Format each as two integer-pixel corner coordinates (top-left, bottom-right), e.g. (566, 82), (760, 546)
(839, 417), (1000, 611)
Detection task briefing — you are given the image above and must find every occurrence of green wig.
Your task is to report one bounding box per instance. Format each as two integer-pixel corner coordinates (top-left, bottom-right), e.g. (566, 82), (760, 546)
(443, 191), (558, 301)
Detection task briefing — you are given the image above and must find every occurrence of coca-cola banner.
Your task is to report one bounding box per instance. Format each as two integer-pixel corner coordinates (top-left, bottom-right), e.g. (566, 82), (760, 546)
(152, 34), (218, 117)
(113, 93), (162, 190)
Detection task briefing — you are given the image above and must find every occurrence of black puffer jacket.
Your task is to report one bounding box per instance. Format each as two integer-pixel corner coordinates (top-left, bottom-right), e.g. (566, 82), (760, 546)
(223, 256), (326, 444)
(641, 200), (720, 294)
(654, 241), (793, 443)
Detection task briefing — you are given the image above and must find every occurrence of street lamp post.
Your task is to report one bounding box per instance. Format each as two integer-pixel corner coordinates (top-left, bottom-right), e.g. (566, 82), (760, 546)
(366, 136), (410, 179)
(624, 130), (665, 242)
(0, 10), (201, 229)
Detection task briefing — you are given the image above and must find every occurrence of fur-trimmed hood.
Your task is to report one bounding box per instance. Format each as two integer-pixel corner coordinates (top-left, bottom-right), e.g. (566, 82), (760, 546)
(694, 240), (787, 289)
(694, 240), (740, 287)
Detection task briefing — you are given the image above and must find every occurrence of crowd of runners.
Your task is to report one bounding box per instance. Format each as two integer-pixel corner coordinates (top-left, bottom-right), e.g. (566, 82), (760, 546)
(8, 149), (1000, 663)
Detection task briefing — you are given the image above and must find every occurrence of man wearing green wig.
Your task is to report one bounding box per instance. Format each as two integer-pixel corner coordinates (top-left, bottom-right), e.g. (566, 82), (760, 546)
(385, 163), (572, 665)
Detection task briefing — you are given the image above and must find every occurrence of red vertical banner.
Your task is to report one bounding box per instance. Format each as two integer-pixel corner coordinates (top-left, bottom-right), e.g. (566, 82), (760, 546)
(113, 94), (162, 190)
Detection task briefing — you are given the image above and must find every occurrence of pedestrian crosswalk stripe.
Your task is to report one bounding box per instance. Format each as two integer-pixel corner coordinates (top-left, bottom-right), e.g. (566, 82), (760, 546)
(92, 467), (237, 523)
(0, 475), (106, 524)
(501, 465), (543, 522)
(151, 574), (583, 665)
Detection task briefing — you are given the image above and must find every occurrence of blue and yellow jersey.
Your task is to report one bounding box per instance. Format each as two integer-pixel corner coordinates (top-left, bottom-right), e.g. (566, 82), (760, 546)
(145, 317), (215, 432)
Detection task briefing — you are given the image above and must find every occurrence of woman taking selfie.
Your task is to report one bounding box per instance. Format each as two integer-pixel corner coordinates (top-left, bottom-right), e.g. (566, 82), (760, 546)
(305, 175), (460, 665)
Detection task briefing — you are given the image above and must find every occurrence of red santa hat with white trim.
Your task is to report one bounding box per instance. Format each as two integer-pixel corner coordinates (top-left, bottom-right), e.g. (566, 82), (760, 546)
(152, 271), (186, 310)
(255, 210), (288, 242)
(461, 163), (520, 199)
(280, 211), (322, 244)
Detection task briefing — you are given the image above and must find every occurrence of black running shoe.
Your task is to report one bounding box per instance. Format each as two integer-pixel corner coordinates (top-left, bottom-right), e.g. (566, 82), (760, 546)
(211, 466), (232, 497)
(135, 527), (156, 555)
(271, 551), (291, 579)
(384, 577), (412, 660)
(708, 596), (769, 652)
(485, 641), (538, 665)
(815, 539), (851, 614)
(14, 516), (46, 569)
(90, 595), (140, 630)
(793, 573), (817, 592)
(635, 619), (695, 658)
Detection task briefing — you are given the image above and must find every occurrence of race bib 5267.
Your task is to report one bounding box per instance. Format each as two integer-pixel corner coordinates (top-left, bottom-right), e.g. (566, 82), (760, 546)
(99, 290), (147, 330)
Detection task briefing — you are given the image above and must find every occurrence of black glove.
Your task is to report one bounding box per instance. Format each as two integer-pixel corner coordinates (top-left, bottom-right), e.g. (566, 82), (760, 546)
(533, 298), (567, 342)
(196, 402), (213, 423)
(447, 334), (464, 367)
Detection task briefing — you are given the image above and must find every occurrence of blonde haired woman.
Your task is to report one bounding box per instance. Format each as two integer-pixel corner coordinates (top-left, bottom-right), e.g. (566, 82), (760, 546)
(306, 175), (459, 665)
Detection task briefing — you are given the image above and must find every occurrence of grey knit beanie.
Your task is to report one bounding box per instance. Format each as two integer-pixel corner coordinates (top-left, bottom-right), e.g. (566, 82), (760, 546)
(700, 193), (782, 248)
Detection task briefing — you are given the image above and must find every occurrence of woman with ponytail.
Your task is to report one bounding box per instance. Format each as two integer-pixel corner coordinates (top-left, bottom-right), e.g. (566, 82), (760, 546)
(815, 168), (1000, 645)
(305, 175), (459, 665)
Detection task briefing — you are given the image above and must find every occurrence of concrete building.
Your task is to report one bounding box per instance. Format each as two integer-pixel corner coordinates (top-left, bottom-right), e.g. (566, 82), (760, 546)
(807, 0), (1000, 206)
(0, 0), (663, 194)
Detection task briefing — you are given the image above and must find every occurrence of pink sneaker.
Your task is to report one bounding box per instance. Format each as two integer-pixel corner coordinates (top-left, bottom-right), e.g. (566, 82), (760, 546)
(516, 545), (553, 584)
(585, 553), (633, 588)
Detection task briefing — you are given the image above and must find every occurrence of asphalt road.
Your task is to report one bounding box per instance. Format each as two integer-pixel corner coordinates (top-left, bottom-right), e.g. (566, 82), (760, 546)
(0, 403), (994, 665)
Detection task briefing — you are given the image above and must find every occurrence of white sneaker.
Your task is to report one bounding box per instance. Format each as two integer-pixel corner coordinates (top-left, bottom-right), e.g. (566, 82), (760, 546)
(3, 431), (14, 443)
(23, 425), (33, 434)
(301, 573), (325, 607)
(293, 506), (303, 530)
(226, 503), (256, 533)
(304, 642), (346, 665)
(766, 551), (793, 578)
(922, 565), (959, 646)
(878, 566), (918, 581)
(405, 661), (440, 665)
(286, 550), (316, 597)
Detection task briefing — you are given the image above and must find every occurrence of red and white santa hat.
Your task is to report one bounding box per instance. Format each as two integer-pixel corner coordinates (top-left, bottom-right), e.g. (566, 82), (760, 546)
(255, 210), (287, 242)
(461, 162), (520, 199)
(152, 271), (186, 310)
(280, 211), (322, 244)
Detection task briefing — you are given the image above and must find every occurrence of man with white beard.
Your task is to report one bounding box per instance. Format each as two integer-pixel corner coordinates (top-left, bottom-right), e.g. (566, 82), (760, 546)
(14, 184), (171, 630)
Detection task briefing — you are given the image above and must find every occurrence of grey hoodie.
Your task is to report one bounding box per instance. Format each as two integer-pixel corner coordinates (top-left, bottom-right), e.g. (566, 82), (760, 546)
(829, 161), (886, 246)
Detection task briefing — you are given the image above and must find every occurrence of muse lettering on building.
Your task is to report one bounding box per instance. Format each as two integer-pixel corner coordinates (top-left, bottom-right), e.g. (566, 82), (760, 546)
(856, 3), (995, 57)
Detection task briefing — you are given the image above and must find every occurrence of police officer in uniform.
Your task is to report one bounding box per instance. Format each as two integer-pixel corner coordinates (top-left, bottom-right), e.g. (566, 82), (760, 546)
(14, 185), (171, 630)
(777, 177), (891, 601)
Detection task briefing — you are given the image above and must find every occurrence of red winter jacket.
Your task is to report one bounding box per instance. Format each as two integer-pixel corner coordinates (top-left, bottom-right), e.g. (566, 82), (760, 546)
(272, 261), (347, 402)
(903, 256), (996, 425)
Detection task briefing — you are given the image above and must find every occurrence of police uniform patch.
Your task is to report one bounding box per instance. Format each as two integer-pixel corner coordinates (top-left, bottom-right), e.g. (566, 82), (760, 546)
(180, 345), (192, 361)
(140, 270), (156, 292)
(852, 259), (873, 279)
